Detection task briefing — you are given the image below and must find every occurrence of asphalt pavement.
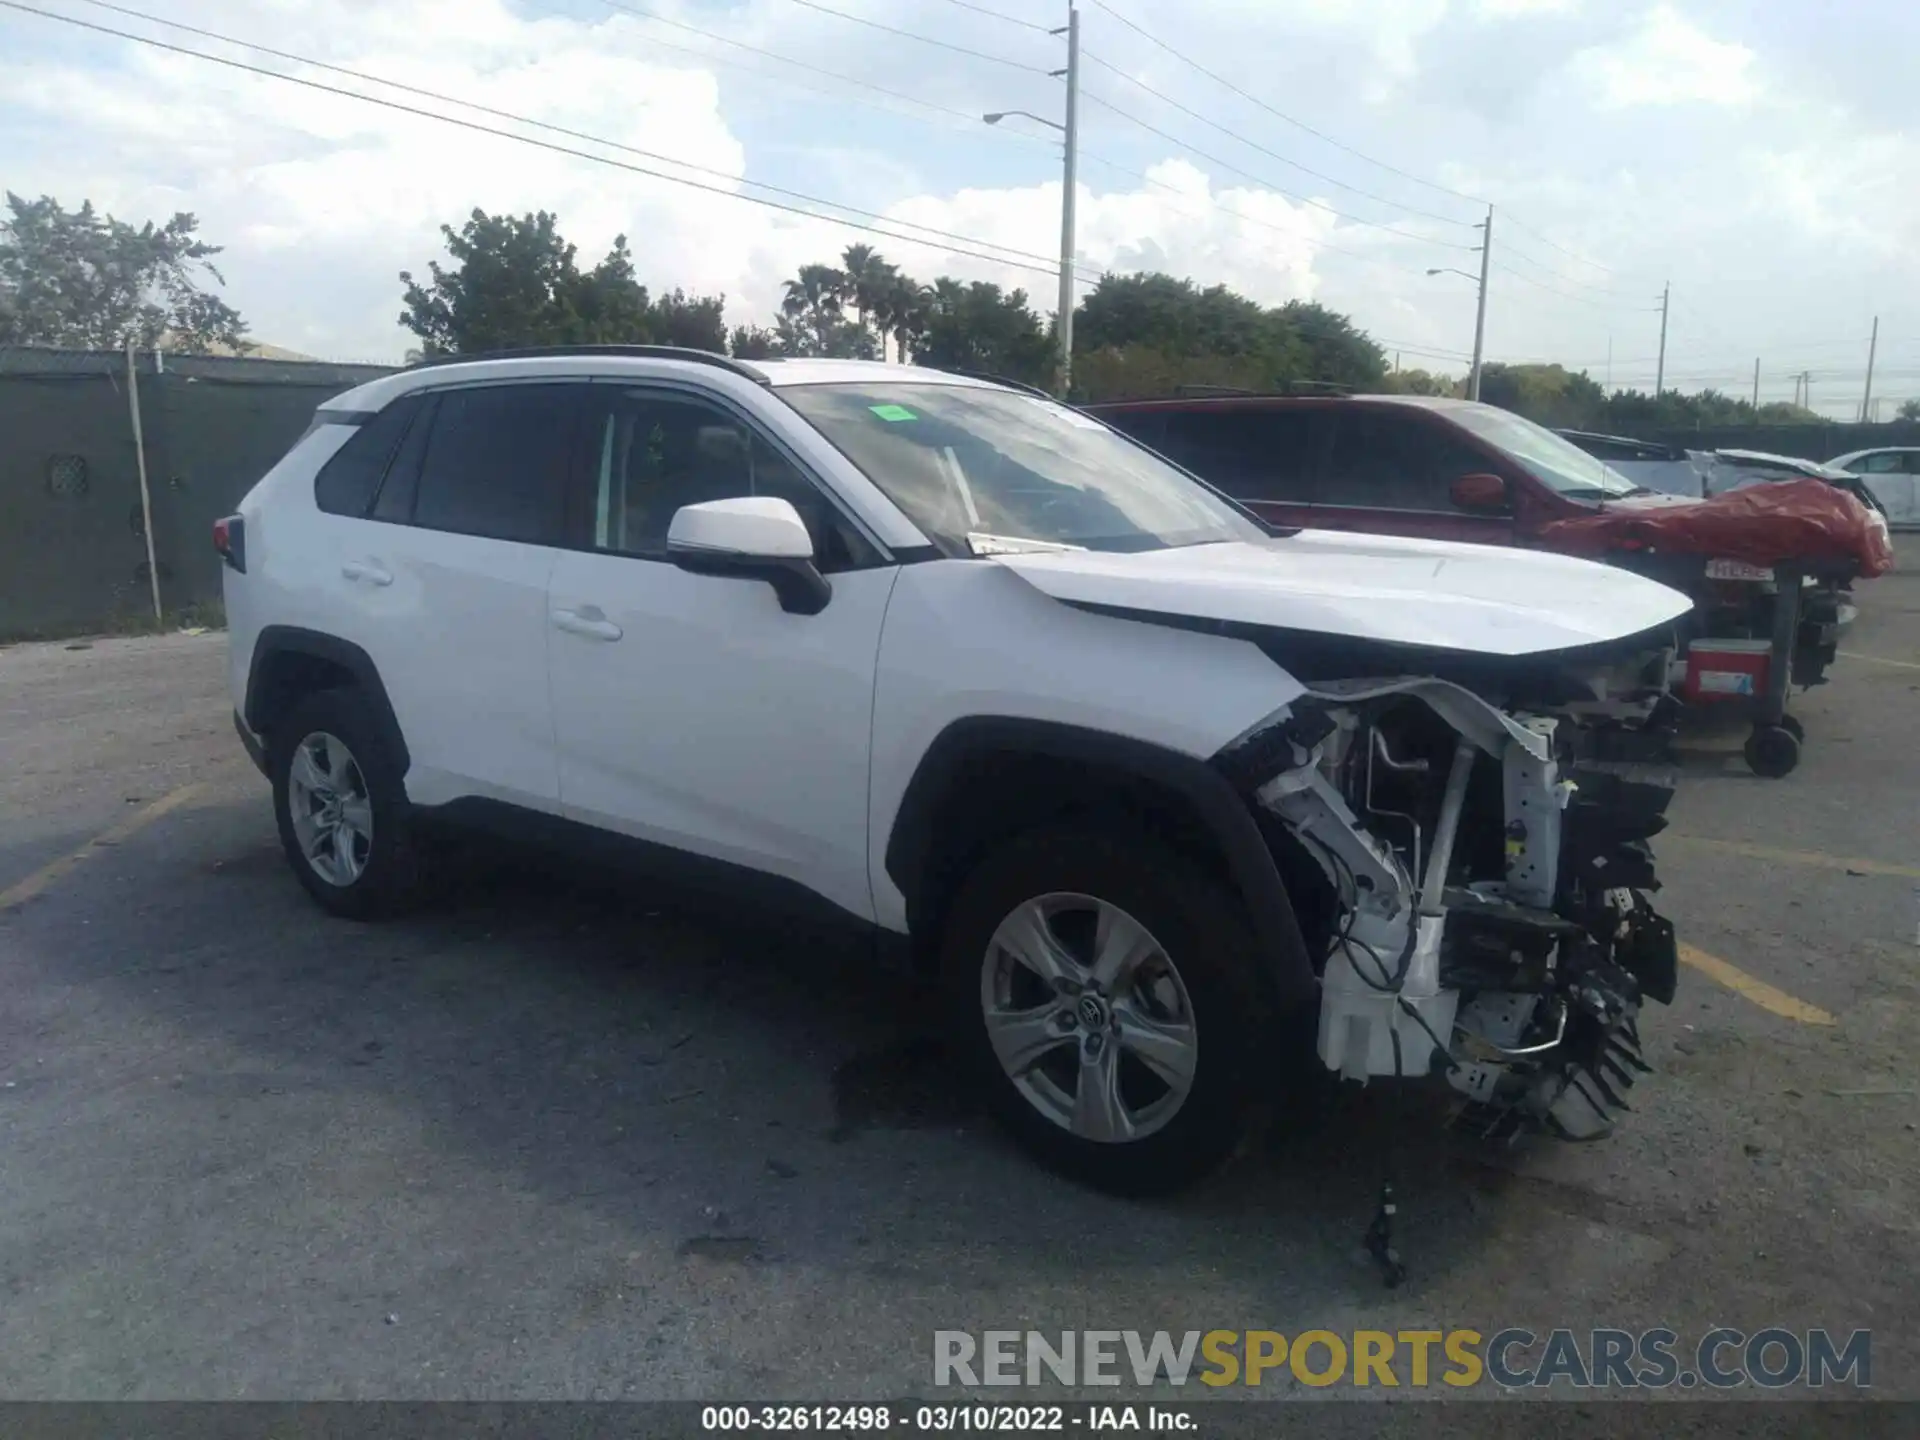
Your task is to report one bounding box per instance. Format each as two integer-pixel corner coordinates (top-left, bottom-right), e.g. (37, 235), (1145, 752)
(1, 547), (1916, 1406)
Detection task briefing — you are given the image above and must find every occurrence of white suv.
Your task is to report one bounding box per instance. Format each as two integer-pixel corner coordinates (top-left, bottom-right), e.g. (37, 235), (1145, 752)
(219, 347), (1691, 1196)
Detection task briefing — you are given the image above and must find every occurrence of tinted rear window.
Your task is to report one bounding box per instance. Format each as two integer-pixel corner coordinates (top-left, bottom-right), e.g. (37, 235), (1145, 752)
(410, 384), (578, 544)
(1158, 408), (1324, 503)
(313, 396), (422, 517)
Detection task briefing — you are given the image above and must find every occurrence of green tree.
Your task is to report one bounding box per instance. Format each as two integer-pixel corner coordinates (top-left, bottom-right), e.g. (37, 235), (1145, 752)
(838, 243), (898, 346)
(0, 191), (248, 352)
(874, 271), (929, 363)
(914, 278), (1051, 384)
(1378, 367), (1459, 397)
(1477, 363), (1608, 428)
(729, 324), (780, 360)
(399, 209), (727, 355)
(1897, 398), (1920, 422)
(1066, 273), (1385, 400)
(1277, 300), (1388, 388)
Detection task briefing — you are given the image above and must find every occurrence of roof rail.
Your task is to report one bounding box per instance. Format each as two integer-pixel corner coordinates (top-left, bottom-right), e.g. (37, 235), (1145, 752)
(406, 344), (771, 385)
(1174, 384), (1261, 398)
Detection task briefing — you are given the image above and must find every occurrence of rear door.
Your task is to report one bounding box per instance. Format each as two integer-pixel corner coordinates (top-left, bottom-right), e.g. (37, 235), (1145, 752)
(1855, 451), (1920, 527)
(348, 380), (586, 810)
(1315, 406), (1517, 545)
(1155, 406), (1327, 527)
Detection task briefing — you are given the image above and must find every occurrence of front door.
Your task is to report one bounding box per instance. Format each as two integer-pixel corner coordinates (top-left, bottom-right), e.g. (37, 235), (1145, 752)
(545, 384), (896, 925)
(1314, 408), (1518, 545)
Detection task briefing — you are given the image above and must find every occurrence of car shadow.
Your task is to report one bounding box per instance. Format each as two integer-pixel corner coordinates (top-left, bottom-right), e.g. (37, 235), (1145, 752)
(36, 798), (1603, 1309)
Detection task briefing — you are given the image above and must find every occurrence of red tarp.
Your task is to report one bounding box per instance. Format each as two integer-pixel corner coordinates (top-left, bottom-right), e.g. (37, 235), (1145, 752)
(1537, 478), (1894, 578)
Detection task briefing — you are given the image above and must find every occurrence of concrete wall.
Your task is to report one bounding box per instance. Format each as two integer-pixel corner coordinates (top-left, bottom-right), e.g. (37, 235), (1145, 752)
(0, 349), (394, 639)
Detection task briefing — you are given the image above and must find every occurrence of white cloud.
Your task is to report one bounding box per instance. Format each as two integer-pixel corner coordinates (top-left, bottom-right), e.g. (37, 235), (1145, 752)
(1474, 0), (1581, 16)
(1571, 5), (1760, 109)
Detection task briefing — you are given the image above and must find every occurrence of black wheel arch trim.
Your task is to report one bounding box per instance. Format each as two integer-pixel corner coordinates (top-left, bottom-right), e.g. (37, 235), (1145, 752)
(884, 716), (1318, 1006)
(244, 626), (411, 774)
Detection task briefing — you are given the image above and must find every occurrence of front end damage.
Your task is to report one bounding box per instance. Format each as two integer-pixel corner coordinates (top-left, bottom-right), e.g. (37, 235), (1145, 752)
(1217, 676), (1679, 1144)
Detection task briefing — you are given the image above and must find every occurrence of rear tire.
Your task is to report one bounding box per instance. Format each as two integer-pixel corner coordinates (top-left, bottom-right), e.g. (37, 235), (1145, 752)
(939, 823), (1273, 1196)
(268, 688), (424, 919)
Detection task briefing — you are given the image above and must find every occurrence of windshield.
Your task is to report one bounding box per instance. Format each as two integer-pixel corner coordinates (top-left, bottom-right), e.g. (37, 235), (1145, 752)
(1446, 404), (1640, 499)
(779, 382), (1265, 555)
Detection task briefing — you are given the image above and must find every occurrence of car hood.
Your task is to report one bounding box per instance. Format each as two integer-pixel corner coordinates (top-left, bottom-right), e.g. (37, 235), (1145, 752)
(992, 532), (1692, 657)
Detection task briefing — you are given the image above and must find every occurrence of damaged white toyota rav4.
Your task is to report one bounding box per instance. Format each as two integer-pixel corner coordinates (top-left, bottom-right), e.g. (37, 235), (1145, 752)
(219, 349), (1690, 1203)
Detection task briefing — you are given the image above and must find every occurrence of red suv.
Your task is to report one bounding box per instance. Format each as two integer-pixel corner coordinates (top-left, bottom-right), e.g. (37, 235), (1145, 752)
(1086, 393), (1666, 546)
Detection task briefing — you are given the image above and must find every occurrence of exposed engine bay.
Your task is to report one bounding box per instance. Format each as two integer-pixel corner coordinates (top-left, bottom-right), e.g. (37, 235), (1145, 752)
(1220, 670), (1680, 1144)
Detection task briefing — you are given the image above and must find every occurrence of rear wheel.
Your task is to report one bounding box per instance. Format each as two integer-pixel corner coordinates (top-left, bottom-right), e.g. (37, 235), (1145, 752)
(940, 824), (1271, 1195)
(269, 688), (424, 918)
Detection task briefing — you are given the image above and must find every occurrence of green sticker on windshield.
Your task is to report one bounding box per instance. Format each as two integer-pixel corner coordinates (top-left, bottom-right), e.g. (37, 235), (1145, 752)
(869, 403), (918, 422)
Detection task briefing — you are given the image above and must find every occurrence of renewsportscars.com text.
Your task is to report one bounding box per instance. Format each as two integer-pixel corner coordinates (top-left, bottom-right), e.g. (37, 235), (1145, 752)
(933, 1328), (1871, 1390)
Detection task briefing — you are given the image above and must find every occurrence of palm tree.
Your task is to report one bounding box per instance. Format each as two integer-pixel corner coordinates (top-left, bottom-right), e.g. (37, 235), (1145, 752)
(841, 244), (902, 345)
(879, 272), (929, 365)
(780, 263), (846, 354)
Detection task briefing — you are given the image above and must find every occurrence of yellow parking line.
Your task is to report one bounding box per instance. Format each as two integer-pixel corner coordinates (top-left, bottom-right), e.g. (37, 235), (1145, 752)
(0, 784), (204, 912)
(1678, 943), (1837, 1026)
(1839, 650), (1920, 671)
(1662, 834), (1920, 881)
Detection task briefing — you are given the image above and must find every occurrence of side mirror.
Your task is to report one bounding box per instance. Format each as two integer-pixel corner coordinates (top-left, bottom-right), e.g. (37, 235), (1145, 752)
(667, 497), (831, 615)
(1449, 472), (1510, 512)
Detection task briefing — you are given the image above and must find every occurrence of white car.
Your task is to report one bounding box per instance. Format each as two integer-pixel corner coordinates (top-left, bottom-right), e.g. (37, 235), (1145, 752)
(1828, 446), (1920, 529)
(216, 348), (1691, 1196)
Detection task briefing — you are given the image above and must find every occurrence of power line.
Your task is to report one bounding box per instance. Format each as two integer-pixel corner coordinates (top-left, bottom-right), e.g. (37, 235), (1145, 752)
(1082, 0), (1484, 208)
(1488, 260), (1662, 312)
(1079, 48), (1475, 232)
(1084, 0), (1679, 296)
(4, 0), (1105, 285)
(61, 0), (1097, 280)
(928, 0), (1051, 33)
(1076, 85), (1474, 256)
(777, 0), (1048, 72)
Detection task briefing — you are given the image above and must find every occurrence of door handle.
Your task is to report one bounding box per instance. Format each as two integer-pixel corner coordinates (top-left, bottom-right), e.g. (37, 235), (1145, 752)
(341, 560), (393, 587)
(551, 607), (623, 642)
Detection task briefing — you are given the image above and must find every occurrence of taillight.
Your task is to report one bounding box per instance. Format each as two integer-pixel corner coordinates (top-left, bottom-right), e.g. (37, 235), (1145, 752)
(214, 514), (246, 574)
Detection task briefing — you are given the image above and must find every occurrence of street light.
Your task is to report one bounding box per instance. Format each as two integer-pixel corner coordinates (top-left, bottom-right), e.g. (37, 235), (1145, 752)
(1426, 206), (1492, 403)
(981, 6), (1079, 395)
(983, 110), (1065, 133)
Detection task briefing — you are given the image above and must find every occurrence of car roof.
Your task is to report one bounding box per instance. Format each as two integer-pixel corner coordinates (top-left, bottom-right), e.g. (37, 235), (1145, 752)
(1085, 392), (1473, 413)
(1712, 448), (1853, 478)
(1830, 446), (1918, 464)
(319, 350), (1002, 416)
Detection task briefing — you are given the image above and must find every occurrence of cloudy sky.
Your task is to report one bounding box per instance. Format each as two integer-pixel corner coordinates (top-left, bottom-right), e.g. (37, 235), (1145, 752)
(2, 0), (1914, 414)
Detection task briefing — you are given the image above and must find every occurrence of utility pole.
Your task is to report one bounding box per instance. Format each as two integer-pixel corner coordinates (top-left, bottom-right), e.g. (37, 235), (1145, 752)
(1654, 281), (1670, 395)
(1468, 206), (1491, 402)
(1053, 4), (1080, 398)
(1860, 316), (1879, 423)
(1752, 357), (1760, 411)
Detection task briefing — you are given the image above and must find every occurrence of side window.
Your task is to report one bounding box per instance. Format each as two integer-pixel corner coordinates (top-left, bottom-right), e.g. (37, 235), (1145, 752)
(1100, 410), (1166, 450)
(1160, 409), (1323, 503)
(1323, 411), (1495, 511)
(312, 395), (422, 516)
(410, 384), (577, 544)
(1857, 452), (1903, 474)
(587, 390), (875, 571)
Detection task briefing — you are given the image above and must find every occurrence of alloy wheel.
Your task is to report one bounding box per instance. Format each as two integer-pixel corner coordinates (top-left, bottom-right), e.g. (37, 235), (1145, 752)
(286, 730), (374, 887)
(979, 892), (1198, 1144)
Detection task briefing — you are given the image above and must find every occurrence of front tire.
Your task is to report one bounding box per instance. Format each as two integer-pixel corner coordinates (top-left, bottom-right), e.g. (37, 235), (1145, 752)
(269, 688), (423, 919)
(939, 824), (1273, 1196)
